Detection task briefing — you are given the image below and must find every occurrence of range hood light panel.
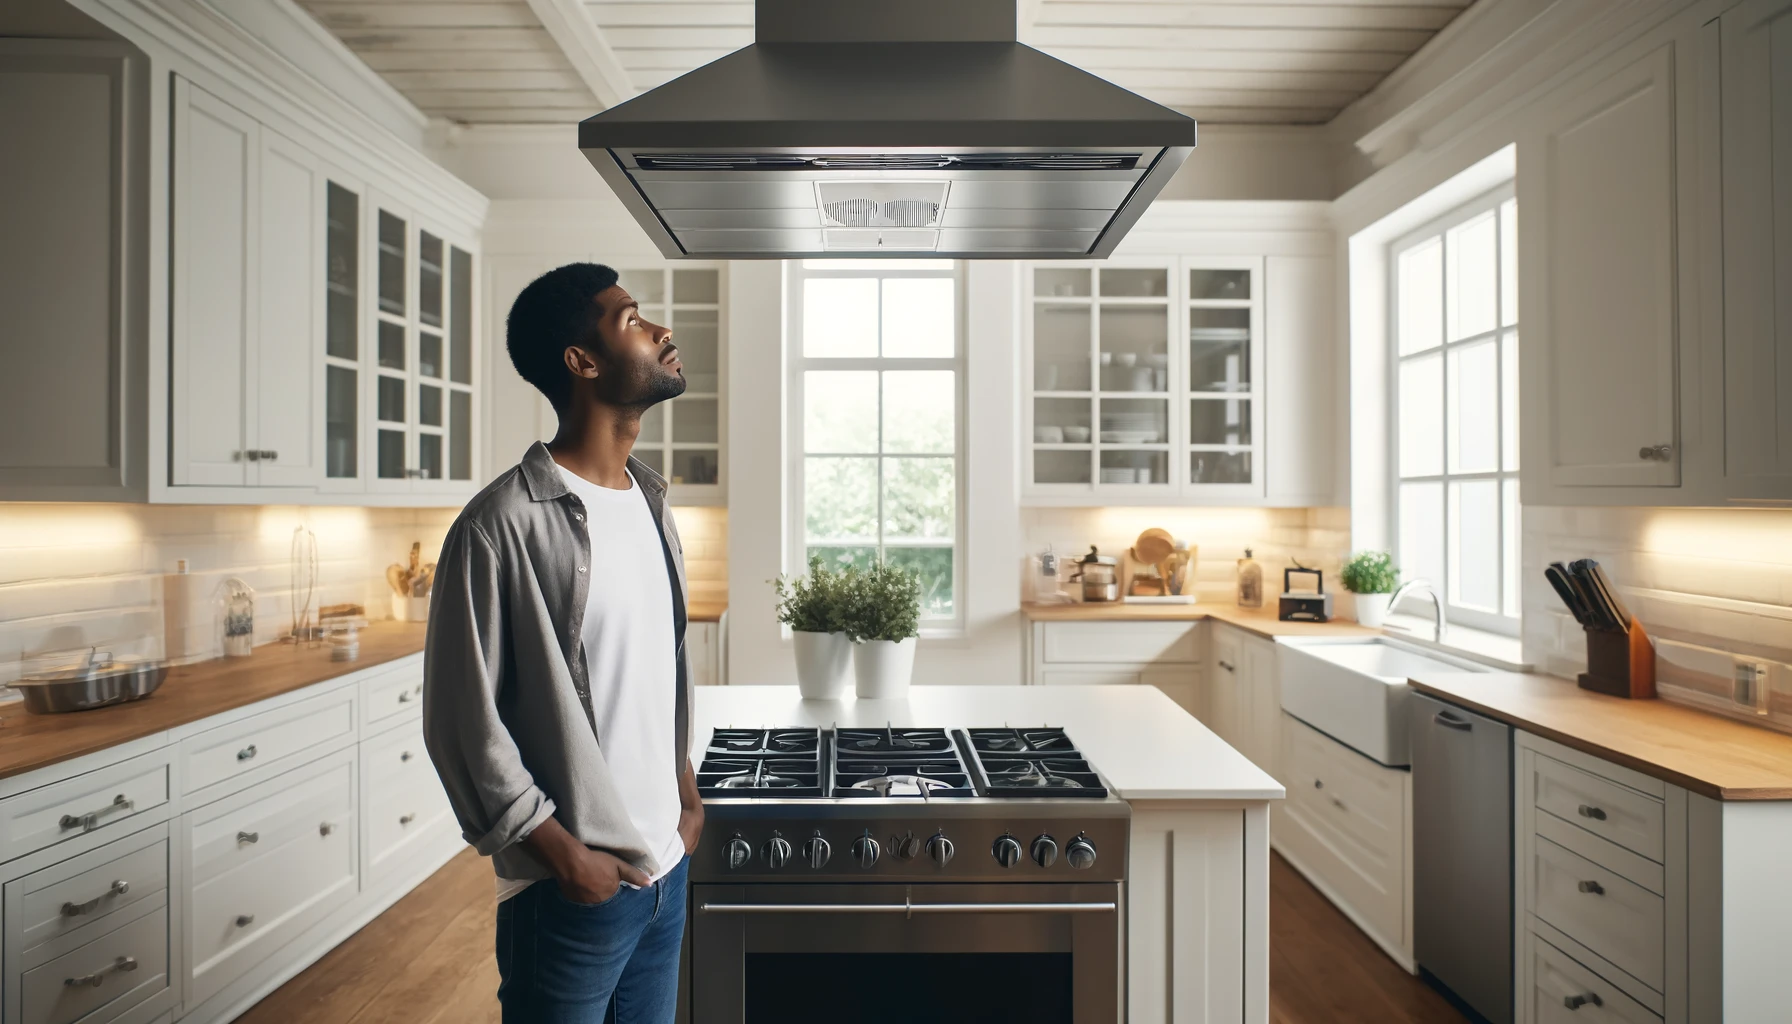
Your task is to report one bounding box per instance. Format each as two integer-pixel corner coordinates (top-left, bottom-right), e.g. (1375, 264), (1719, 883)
(816, 181), (948, 230)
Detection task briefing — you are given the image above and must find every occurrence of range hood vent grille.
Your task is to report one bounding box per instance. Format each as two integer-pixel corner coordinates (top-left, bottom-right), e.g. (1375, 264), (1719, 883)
(632, 152), (1145, 173)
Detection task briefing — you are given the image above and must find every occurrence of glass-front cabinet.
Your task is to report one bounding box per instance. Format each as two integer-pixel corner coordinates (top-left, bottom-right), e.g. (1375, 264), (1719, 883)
(1023, 257), (1264, 502)
(617, 265), (725, 505)
(365, 195), (477, 495)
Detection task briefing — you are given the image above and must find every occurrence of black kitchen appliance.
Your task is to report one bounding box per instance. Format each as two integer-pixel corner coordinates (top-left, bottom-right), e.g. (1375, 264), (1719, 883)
(684, 726), (1127, 1023)
(1278, 565), (1333, 622)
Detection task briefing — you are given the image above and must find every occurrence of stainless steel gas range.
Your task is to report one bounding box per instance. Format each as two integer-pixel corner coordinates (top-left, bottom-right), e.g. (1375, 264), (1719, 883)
(680, 726), (1128, 1024)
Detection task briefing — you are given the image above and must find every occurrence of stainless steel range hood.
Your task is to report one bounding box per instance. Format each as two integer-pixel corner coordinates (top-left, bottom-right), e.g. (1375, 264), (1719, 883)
(577, 0), (1197, 259)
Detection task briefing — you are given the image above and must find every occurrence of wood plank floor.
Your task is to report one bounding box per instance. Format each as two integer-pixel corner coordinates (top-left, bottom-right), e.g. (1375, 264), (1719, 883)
(245, 848), (1466, 1023)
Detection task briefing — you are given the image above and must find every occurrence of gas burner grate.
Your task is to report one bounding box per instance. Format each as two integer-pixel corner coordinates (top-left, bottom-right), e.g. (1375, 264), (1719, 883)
(958, 729), (1110, 798)
(965, 727), (1080, 756)
(697, 728), (824, 798)
(833, 726), (954, 754)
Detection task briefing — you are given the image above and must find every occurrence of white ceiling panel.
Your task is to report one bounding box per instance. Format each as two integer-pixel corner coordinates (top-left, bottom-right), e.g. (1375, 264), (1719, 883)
(299, 0), (1474, 126)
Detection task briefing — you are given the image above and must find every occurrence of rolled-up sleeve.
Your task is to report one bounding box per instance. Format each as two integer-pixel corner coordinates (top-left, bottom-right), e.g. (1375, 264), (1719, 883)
(422, 519), (556, 856)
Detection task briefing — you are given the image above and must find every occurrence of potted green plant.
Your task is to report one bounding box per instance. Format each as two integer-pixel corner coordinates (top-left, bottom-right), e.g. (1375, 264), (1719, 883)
(773, 557), (855, 699)
(1340, 551), (1399, 627)
(841, 561), (921, 699)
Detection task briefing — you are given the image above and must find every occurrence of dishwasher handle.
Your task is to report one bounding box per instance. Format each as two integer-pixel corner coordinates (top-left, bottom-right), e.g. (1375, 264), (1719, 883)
(1432, 711), (1473, 732)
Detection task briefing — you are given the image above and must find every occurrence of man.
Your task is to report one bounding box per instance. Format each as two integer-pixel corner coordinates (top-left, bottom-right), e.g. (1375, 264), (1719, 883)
(423, 262), (704, 1023)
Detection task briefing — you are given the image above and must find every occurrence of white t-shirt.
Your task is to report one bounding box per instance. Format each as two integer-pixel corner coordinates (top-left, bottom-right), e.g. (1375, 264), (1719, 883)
(497, 464), (684, 902)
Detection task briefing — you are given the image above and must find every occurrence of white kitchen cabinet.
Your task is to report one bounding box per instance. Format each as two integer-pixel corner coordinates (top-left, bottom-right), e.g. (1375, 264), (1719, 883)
(1522, 44), (1683, 492)
(1717, 0), (1792, 500)
(1023, 619), (1202, 715)
(1022, 254), (1329, 506)
(0, 40), (148, 502)
(1206, 624), (1283, 782)
(687, 618), (725, 687)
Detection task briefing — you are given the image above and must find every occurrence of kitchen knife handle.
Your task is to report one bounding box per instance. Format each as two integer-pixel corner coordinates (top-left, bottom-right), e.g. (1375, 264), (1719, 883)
(1587, 562), (1632, 629)
(1545, 565), (1590, 626)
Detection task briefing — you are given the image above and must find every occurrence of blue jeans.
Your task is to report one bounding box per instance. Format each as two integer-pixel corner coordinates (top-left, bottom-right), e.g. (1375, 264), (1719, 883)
(496, 856), (688, 1024)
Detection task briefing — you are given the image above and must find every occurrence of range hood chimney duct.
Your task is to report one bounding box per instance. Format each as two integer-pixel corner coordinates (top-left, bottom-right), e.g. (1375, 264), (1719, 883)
(578, 0), (1197, 259)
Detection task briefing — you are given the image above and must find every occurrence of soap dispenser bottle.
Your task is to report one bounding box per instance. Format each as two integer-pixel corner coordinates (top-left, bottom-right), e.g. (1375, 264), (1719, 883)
(1236, 548), (1263, 608)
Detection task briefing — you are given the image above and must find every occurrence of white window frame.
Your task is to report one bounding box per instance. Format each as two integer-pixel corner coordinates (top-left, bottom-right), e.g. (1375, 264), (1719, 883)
(786, 260), (969, 635)
(1389, 182), (1519, 636)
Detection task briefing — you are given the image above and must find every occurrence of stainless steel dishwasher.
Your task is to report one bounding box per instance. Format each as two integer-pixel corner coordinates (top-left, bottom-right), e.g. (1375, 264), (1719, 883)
(1410, 691), (1512, 1024)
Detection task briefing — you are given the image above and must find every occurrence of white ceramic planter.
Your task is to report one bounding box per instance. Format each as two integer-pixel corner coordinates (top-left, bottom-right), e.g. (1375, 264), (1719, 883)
(853, 637), (917, 699)
(1354, 592), (1392, 627)
(792, 630), (853, 699)
(392, 593), (431, 623)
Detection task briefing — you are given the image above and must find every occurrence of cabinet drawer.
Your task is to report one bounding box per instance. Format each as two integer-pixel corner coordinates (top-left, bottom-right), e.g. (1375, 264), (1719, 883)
(1038, 667), (1144, 686)
(365, 770), (452, 879)
(183, 689), (355, 795)
(0, 753), (170, 865)
(1042, 622), (1198, 664)
(1288, 719), (1403, 852)
(362, 662), (424, 729)
(362, 718), (432, 791)
(1531, 754), (1663, 863)
(1527, 933), (1661, 1024)
(21, 904), (169, 1024)
(1532, 836), (1664, 992)
(186, 754), (358, 1007)
(13, 830), (168, 955)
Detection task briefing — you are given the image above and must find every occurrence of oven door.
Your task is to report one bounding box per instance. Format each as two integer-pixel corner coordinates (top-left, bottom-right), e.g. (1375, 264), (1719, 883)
(691, 882), (1122, 1023)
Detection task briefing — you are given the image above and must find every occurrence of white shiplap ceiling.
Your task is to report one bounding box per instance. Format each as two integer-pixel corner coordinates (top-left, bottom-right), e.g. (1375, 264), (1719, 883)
(302, 0), (1473, 126)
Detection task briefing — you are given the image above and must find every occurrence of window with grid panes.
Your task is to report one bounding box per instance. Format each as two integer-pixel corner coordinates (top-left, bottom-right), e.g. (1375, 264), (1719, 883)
(790, 260), (964, 625)
(618, 267), (722, 491)
(1391, 185), (1519, 634)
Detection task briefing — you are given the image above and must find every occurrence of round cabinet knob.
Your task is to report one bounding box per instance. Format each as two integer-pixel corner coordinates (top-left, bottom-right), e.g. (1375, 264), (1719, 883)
(925, 832), (955, 867)
(850, 833), (881, 868)
(1066, 835), (1098, 870)
(895, 832), (923, 861)
(762, 835), (793, 869)
(992, 834), (1023, 868)
(802, 836), (832, 869)
(725, 836), (753, 870)
(1030, 834), (1059, 868)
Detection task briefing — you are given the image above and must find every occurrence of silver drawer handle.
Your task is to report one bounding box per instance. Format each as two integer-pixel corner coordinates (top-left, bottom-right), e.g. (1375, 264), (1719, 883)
(699, 901), (1115, 915)
(400, 751), (414, 762)
(1313, 779), (1324, 789)
(1564, 992), (1604, 1010)
(1577, 804), (1607, 821)
(237, 831), (259, 845)
(1331, 797), (1347, 811)
(398, 690), (415, 703)
(1217, 660), (1236, 672)
(319, 821), (336, 836)
(60, 794), (134, 832)
(237, 744), (258, 762)
(64, 956), (136, 988)
(1433, 711), (1472, 731)
(61, 880), (129, 917)
(399, 812), (417, 825)
(236, 914), (255, 928)
(1578, 880), (1605, 896)
(1638, 444), (1672, 461)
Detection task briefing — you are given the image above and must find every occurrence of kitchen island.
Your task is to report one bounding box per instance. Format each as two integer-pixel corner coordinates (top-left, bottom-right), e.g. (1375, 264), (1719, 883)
(693, 684), (1283, 1024)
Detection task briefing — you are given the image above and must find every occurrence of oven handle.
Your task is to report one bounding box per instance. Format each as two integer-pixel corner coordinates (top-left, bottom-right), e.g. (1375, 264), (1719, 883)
(698, 901), (1115, 916)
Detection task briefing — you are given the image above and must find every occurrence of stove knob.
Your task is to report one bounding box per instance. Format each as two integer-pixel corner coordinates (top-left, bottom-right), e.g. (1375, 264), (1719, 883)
(762, 835), (792, 870)
(1066, 835), (1097, 870)
(992, 835), (1023, 868)
(850, 834), (881, 868)
(895, 832), (923, 860)
(926, 832), (955, 867)
(1030, 834), (1059, 868)
(802, 836), (832, 869)
(725, 836), (753, 870)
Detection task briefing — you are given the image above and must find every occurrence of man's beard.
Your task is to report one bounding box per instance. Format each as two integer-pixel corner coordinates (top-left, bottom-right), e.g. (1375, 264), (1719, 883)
(612, 360), (687, 407)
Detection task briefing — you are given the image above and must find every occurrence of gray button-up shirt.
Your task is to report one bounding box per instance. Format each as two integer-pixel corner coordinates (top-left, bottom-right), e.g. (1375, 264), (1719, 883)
(422, 442), (692, 885)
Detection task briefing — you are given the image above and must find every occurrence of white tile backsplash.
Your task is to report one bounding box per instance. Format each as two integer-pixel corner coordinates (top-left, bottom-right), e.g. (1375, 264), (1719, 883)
(1019, 506), (1353, 604)
(1523, 505), (1792, 690)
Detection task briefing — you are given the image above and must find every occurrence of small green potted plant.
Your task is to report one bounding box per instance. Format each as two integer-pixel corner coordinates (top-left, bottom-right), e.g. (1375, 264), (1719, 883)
(840, 561), (921, 699)
(773, 556), (855, 699)
(1340, 551), (1399, 627)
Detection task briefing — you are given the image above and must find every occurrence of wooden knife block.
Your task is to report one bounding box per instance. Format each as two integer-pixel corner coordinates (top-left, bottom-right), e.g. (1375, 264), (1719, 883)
(1578, 619), (1656, 700)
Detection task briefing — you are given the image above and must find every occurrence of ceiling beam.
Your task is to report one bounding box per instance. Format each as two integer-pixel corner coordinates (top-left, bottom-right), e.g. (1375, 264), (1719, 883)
(524, 0), (637, 109)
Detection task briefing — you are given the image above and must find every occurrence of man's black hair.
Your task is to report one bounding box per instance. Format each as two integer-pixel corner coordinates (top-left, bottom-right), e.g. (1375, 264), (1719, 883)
(506, 262), (620, 409)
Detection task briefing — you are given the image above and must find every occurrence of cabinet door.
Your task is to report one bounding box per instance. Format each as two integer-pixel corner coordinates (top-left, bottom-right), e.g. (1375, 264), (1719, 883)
(1208, 628), (1242, 742)
(1721, 0), (1792, 497)
(1525, 46), (1681, 489)
(171, 77), (254, 486)
(1183, 257), (1263, 499)
(1244, 639), (1282, 780)
(252, 128), (322, 487)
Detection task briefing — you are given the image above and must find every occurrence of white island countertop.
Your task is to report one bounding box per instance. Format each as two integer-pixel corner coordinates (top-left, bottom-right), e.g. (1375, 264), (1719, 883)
(693, 684), (1284, 803)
